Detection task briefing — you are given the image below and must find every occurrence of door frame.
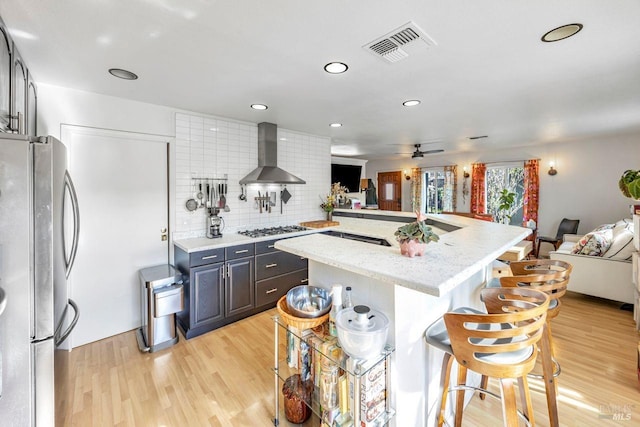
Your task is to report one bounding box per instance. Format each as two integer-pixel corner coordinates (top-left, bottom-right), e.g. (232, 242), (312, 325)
(61, 124), (175, 259)
(60, 124), (174, 348)
(377, 170), (403, 211)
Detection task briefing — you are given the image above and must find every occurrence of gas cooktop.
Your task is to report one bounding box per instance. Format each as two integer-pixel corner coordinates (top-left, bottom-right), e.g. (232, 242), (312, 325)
(237, 225), (308, 238)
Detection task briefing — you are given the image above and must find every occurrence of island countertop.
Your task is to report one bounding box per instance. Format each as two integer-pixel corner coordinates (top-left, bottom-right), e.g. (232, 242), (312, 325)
(275, 213), (531, 297)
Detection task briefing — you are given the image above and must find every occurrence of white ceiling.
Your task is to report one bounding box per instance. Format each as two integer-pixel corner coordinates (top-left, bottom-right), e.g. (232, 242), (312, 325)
(2, 0), (639, 160)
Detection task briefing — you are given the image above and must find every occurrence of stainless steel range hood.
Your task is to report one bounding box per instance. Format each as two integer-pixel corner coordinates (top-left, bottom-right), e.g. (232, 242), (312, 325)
(239, 122), (306, 184)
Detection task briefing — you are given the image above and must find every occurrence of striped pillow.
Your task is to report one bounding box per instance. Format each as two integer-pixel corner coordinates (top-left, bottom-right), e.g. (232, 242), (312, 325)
(603, 220), (634, 260)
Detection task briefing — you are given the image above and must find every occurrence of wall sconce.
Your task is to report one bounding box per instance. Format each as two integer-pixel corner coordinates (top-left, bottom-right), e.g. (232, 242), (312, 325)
(548, 162), (558, 176)
(463, 166), (470, 179)
(404, 170), (411, 180)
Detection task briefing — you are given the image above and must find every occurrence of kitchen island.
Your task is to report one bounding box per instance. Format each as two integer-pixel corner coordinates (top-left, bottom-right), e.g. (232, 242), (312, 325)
(275, 210), (531, 427)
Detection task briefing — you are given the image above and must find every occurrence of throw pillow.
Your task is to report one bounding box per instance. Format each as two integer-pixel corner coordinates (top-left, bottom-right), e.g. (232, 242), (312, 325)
(571, 229), (613, 257)
(603, 220), (635, 260)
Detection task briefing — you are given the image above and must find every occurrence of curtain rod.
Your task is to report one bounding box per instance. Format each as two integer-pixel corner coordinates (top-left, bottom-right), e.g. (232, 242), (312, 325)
(472, 158), (540, 166)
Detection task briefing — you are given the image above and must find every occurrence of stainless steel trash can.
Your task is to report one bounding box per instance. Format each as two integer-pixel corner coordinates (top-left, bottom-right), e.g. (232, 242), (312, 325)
(136, 265), (184, 353)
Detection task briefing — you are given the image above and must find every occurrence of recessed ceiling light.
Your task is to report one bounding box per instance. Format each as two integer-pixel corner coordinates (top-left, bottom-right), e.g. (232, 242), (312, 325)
(541, 23), (583, 42)
(468, 135), (488, 140)
(251, 104), (268, 110)
(324, 62), (348, 74)
(330, 123), (342, 128)
(108, 68), (138, 80)
(403, 100), (421, 107)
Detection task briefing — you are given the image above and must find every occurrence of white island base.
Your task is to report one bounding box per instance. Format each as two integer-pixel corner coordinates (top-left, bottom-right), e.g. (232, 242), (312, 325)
(308, 260), (489, 427)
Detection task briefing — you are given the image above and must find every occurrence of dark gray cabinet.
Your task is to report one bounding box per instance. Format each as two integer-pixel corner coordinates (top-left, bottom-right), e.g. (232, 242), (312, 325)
(191, 262), (225, 327)
(225, 257), (254, 317)
(174, 238), (307, 339)
(255, 239), (308, 308)
(175, 244), (255, 338)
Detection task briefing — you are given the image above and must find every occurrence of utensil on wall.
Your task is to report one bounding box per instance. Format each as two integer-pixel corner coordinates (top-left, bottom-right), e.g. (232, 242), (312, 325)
(185, 198), (198, 211)
(239, 184), (247, 201)
(281, 187), (291, 204)
(205, 182), (210, 208)
(196, 182), (204, 207)
(223, 183), (230, 212)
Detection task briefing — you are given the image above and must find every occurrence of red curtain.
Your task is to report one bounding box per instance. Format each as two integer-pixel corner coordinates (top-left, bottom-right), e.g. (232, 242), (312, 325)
(523, 159), (539, 224)
(470, 163), (486, 214)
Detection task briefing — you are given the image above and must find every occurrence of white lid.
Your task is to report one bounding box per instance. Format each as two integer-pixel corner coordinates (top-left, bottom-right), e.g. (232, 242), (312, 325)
(331, 285), (343, 306)
(335, 305), (389, 333)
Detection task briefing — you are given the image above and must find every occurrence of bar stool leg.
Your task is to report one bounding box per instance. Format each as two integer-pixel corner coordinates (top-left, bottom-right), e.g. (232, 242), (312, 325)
(518, 376), (535, 426)
(479, 374), (489, 400)
(454, 365), (468, 427)
(437, 353), (454, 427)
(499, 378), (519, 427)
(539, 326), (560, 427)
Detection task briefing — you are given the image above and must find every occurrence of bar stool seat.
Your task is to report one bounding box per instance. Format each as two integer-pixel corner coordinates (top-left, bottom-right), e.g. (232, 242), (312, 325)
(425, 287), (550, 427)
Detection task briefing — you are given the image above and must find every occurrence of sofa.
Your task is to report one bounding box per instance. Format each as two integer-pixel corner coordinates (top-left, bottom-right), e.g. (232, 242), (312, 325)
(550, 219), (635, 304)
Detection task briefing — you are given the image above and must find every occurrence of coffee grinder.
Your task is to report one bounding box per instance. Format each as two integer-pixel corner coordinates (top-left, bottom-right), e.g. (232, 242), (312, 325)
(207, 207), (224, 238)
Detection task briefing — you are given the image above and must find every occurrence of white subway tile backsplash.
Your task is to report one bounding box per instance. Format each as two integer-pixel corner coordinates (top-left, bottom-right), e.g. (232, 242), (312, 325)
(173, 113), (331, 239)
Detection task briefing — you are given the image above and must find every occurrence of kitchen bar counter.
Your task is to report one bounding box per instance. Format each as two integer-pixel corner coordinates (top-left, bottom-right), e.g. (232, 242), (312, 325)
(276, 212), (530, 297)
(274, 210), (531, 427)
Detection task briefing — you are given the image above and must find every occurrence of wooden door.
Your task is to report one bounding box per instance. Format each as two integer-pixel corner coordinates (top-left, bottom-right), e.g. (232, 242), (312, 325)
(377, 171), (402, 211)
(62, 125), (169, 348)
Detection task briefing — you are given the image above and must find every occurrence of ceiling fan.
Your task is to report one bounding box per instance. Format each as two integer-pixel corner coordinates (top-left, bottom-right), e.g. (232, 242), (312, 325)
(397, 144), (445, 158)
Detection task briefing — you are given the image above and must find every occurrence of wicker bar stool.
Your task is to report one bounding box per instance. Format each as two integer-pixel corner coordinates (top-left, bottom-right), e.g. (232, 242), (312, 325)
(425, 287), (549, 427)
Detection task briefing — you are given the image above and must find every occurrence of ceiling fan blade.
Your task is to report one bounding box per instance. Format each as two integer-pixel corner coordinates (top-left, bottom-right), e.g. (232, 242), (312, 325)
(422, 149), (445, 155)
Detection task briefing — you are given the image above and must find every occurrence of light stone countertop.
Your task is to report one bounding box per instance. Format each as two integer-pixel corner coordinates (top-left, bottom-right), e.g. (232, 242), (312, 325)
(173, 228), (322, 253)
(275, 213), (531, 297)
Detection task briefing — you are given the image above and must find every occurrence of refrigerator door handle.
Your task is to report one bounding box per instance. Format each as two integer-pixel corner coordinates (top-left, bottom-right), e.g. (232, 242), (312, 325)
(63, 170), (80, 279)
(54, 299), (79, 347)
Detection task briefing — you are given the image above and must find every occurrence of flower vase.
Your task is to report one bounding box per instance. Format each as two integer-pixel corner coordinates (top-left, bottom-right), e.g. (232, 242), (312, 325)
(399, 239), (427, 257)
(326, 211), (333, 222)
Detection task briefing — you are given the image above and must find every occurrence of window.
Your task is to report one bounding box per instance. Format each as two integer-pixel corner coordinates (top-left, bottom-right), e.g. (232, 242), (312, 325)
(423, 169), (445, 213)
(486, 163), (524, 225)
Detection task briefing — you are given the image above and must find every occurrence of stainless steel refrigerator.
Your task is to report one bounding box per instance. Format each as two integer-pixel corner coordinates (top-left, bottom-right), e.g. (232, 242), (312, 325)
(0, 133), (80, 426)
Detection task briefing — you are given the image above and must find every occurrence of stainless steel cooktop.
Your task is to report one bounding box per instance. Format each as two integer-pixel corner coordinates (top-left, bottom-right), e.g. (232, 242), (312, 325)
(237, 225), (308, 238)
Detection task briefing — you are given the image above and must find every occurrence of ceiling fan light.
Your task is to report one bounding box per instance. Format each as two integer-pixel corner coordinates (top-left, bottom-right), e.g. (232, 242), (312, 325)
(251, 104), (268, 110)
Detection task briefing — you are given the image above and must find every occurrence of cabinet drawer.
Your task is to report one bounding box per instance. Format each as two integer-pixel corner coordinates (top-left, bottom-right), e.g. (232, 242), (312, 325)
(226, 243), (255, 260)
(256, 269), (308, 307)
(256, 251), (308, 281)
(255, 239), (278, 254)
(189, 248), (225, 267)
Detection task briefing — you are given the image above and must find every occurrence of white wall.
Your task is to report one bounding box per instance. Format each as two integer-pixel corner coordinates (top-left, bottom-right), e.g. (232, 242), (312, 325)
(366, 131), (640, 238)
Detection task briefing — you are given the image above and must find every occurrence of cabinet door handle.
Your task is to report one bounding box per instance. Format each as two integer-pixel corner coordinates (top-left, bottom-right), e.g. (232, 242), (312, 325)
(202, 255), (218, 260)
(235, 249), (249, 254)
(300, 278), (308, 283)
(265, 288), (278, 294)
(265, 263), (278, 268)
(219, 268), (223, 283)
(267, 245), (275, 248)
(227, 264), (232, 280)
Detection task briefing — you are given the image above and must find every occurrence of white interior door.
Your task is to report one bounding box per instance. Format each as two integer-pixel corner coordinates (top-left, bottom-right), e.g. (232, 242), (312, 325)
(62, 126), (169, 348)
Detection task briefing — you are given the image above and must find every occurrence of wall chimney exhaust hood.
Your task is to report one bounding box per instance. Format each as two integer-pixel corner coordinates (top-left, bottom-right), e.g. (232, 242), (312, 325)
(239, 122), (306, 184)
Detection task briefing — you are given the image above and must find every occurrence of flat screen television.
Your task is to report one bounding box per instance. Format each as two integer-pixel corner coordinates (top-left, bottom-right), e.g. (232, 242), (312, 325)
(331, 164), (362, 193)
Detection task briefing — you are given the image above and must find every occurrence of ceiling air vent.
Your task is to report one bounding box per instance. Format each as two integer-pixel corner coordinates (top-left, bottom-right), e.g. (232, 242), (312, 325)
(364, 21), (436, 64)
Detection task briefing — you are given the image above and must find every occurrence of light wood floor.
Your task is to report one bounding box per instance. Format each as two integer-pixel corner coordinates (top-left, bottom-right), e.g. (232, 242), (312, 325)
(58, 292), (639, 426)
